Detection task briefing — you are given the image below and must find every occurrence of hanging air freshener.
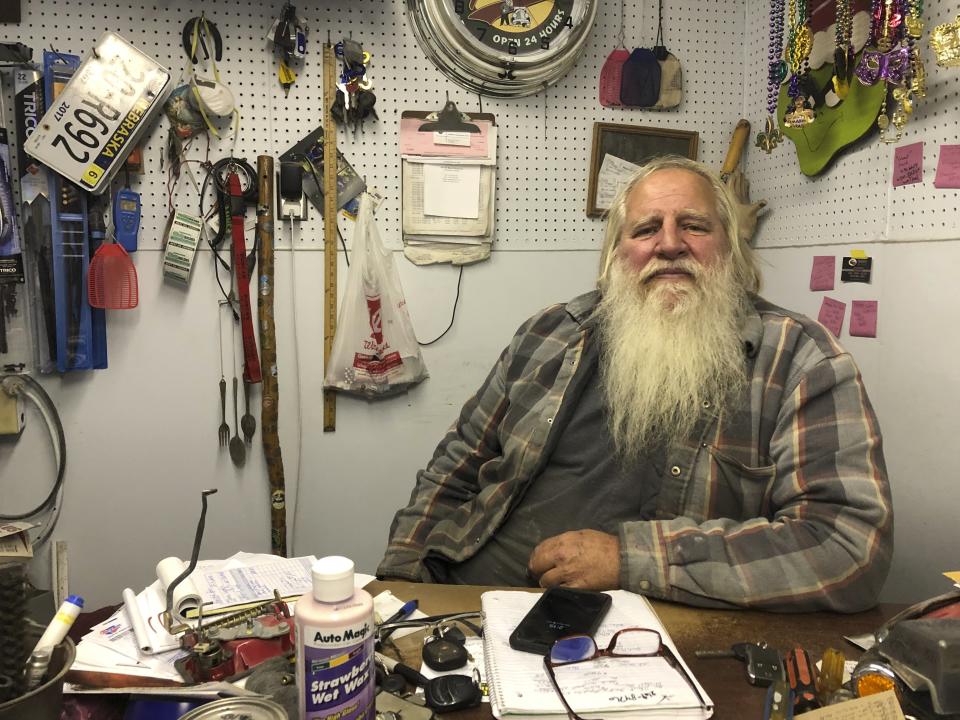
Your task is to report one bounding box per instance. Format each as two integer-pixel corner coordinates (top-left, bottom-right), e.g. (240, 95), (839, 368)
(599, 49), (630, 107)
(650, 0), (682, 111)
(619, 48), (661, 107)
(599, 0), (629, 107)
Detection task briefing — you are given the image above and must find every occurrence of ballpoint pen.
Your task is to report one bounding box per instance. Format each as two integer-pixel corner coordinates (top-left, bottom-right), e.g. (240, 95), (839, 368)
(377, 599), (419, 644)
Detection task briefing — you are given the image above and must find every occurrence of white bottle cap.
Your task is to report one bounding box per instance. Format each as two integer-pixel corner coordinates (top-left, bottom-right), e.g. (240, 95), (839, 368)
(312, 556), (355, 602)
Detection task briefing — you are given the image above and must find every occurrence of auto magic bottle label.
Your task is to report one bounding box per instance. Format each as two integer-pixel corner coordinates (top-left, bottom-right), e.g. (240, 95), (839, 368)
(299, 615), (375, 720)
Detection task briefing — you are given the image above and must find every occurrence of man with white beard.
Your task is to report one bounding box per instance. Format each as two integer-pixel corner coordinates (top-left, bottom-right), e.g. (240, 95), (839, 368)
(378, 157), (893, 612)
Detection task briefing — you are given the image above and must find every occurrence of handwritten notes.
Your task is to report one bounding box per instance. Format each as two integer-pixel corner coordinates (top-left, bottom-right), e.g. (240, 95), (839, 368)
(810, 256), (836, 291)
(799, 690), (904, 720)
(850, 301), (878, 337)
(892, 142), (923, 187)
(818, 297), (846, 337)
(934, 144), (960, 188)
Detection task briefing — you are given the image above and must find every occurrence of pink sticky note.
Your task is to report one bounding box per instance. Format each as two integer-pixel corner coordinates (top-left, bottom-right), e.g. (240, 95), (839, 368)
(934, 145), (960, 189)
(818, 297), (846, 337)
(810, 256), (836, 291)
(893, 142), (923, 187)
(850, 300), (878, 338)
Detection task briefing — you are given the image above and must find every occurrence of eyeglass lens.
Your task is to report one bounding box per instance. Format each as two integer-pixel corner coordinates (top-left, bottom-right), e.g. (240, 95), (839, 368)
(550, 629), (661, 664)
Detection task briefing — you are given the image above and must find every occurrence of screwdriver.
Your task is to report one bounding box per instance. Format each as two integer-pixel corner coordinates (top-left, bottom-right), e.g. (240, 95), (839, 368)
(763, 678), (794, 720)
(784, 647), (820, 713)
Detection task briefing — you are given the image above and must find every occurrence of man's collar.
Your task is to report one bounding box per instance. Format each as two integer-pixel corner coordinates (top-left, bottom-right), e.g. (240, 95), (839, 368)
(567, 290), (602, 327)
(741, 294), (763, 358)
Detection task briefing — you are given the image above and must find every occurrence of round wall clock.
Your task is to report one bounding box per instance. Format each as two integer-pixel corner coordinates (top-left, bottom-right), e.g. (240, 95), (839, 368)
(407, 0), (598, 97)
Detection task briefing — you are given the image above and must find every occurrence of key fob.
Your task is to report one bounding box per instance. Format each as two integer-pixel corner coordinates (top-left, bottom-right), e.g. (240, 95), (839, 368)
(744, 643), (784, 687)
(423, 674), (483, 713)
(422, 637), (468, 672)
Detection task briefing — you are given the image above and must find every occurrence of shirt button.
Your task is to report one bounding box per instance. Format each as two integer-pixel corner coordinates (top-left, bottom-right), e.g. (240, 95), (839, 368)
(701, 442), (708, 448)
(640, 580), (650, 590)
(702, 401), (711, 409)
(546, 417), (553, 424)
(671, 466), (681, 476)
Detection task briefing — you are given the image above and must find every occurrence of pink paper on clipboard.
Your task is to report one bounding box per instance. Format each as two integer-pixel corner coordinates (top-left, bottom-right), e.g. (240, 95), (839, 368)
(400, 118), (492, 158)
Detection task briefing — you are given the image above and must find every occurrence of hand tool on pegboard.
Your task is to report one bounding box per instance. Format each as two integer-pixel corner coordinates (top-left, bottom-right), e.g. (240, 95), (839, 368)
(256, 155), (287, 557)
(322, 38), (338, 432)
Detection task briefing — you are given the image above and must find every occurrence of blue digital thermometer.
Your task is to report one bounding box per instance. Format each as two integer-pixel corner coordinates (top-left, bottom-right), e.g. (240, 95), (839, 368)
(113, 188), (141, 252)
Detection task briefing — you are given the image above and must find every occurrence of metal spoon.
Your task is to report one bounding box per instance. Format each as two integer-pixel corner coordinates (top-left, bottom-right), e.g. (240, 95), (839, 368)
(229, 376), (246, 467)
(241, 379), (256, 444)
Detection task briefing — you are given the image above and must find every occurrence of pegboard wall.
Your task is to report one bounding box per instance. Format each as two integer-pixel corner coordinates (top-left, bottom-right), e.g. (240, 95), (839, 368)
(743, 0), (960, 247)
(1, 0), (750, 254)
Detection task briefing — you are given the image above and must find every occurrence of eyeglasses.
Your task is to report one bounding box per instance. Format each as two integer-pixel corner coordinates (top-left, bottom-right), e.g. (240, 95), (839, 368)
(543, 628), (709, 720)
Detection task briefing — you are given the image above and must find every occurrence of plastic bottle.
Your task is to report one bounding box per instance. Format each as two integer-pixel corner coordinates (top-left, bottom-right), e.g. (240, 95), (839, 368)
(295, 556), (375, 720)
(33, 595), (83, 653)
(25, 594), (84, 689)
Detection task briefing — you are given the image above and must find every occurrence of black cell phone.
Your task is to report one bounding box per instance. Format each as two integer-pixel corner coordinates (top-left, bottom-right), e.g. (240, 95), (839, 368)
(508, 588), (613, 655)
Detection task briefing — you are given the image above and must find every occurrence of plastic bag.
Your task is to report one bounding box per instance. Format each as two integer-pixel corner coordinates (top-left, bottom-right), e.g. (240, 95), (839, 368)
(324, 194), (428, 398)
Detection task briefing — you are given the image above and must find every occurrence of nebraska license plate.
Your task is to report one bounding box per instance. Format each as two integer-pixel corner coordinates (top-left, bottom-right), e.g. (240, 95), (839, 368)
(24, 32), (172, 194)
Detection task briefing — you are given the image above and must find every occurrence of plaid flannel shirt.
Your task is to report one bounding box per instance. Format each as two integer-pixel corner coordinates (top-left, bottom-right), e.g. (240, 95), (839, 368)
(378, 291), (893, 612)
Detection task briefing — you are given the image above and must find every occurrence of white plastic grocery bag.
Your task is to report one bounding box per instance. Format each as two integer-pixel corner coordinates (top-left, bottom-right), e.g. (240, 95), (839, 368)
(323, 193), (428, 398)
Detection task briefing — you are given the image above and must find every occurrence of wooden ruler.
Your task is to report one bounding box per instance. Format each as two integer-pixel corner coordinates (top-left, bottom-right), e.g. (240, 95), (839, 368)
(322, 42), (338, 432)
(53, 540), (68, 608)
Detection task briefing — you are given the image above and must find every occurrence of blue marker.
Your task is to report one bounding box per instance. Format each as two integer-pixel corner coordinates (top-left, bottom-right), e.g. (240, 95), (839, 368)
(378, 599), (419, 643)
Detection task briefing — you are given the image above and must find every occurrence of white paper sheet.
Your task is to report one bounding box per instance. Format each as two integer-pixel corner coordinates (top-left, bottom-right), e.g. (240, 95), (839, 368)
(423, 164), (481, 219)
(595, 153), (642, 211)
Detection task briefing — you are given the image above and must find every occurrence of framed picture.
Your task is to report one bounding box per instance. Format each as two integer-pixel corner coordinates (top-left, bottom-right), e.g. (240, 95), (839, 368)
(586, 123), (699, 217)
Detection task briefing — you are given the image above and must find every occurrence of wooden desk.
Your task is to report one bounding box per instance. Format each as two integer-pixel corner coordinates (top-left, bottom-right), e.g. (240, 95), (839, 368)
(367, 581), (901, 720)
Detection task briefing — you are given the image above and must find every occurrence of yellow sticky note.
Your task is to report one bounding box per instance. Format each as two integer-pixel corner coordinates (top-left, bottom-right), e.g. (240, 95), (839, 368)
(850, 249), (867, 259)
(944, 570), (960, 584)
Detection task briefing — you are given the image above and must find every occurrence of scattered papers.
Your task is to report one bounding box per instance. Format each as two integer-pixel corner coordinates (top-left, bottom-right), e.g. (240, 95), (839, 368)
(71, 550), (376, 689)
(0, 521), (37, 539)
(400, 113), (497, 265)
(798, 690), (904, 719)
(596, 154), (641, 211)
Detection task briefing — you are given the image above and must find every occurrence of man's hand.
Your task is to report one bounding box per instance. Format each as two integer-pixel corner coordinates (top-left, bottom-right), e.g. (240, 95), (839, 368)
(528, 530), (621, 590)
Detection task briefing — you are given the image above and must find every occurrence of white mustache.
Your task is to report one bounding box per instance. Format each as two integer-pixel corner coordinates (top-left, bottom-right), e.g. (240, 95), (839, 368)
(637, 259), (701, 283)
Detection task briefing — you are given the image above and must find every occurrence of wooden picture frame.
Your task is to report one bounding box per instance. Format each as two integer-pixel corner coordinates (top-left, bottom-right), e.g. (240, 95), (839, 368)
(586, 123), (699, 217)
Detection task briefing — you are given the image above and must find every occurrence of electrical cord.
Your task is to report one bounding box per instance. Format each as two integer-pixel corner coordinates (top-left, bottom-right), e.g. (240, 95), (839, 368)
(287, 222), (305, 557)
(417, 265), (464, 346)
(0, 375), (66, 547)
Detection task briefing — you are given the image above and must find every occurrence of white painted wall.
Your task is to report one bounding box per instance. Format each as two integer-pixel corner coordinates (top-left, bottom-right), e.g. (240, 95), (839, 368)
(2, 0), (958, 610)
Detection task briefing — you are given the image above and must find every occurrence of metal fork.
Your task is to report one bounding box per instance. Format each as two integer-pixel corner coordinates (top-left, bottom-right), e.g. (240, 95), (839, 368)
(218, 376), (230, 447)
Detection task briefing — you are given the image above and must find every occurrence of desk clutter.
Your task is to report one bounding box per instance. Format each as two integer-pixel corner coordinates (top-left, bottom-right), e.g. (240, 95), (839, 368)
(2, 558), (960, 719)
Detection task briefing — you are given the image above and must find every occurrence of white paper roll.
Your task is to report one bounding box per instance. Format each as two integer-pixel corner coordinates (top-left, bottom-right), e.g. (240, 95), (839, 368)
(156, 556), (202, 623)
(122, 587), (153, 654)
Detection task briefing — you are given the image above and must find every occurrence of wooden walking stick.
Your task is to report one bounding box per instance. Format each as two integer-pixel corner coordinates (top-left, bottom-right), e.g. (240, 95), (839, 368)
(256, 155), (287, 557)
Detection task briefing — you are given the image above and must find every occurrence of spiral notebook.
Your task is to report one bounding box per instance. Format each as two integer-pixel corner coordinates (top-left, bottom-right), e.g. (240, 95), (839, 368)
(481, 590), (713, 720)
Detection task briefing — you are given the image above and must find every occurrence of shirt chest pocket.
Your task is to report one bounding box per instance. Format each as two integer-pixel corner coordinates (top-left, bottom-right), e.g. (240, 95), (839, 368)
(707, 447), (777, 520)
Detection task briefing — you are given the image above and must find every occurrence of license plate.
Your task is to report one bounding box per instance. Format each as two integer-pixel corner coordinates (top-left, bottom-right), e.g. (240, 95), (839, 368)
(24, 32), (172, 194)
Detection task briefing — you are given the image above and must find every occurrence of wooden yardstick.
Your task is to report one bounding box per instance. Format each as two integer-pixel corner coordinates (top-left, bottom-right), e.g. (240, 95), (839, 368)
(322, 41), (338, 432)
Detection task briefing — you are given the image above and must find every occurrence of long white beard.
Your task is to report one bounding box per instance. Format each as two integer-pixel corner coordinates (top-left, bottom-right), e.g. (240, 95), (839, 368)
(596, 255), (749, 461)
